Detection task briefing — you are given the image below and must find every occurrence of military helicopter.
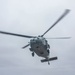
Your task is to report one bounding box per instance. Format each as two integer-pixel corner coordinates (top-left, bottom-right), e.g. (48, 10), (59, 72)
(0, 9), (70, 65)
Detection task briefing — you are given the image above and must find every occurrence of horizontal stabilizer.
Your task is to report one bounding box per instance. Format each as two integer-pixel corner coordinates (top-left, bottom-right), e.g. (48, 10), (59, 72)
(41, 57), (57, 62)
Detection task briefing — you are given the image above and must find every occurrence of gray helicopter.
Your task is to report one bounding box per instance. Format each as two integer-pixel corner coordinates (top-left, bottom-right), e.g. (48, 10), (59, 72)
(0, 9), (70, 65)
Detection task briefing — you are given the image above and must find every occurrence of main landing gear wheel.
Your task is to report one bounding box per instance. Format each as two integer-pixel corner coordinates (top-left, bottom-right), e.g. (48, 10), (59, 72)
(32, 52), (34, 57)
(47, 50), (50, 53)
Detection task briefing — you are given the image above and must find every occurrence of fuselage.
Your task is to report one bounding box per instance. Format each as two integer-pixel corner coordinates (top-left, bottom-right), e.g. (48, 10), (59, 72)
(30, 36), (50, 58)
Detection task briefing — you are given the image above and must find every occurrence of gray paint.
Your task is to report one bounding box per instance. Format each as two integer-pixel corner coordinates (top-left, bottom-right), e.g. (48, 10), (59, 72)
(0, 0), (75, 75)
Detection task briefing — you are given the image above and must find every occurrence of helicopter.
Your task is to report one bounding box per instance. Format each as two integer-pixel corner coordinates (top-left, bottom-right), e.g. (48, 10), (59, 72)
(0, 9), (70, 65)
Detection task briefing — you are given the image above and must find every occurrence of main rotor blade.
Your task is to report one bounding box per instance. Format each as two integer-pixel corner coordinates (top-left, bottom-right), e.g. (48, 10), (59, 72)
(0, 31), (36, 38)
(42, 9), (70, 37)
(46, 37), (71, 39)
(22, 44), (30, 49)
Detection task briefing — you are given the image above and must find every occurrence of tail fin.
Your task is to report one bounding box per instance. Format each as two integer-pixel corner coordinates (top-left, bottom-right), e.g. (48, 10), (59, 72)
(41, 57), (57, 62)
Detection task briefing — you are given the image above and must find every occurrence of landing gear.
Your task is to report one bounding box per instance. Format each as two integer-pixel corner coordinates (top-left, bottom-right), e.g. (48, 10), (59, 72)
(32, 52), (34, 57)
(47, 50), (50, 53)
(30, 48), (34, 57)
(48, 61), (50, 65)
(47, 57), (50, 65)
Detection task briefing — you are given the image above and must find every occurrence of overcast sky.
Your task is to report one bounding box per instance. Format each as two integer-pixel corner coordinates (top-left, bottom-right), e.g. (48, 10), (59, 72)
(0, 0), (75, 75)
